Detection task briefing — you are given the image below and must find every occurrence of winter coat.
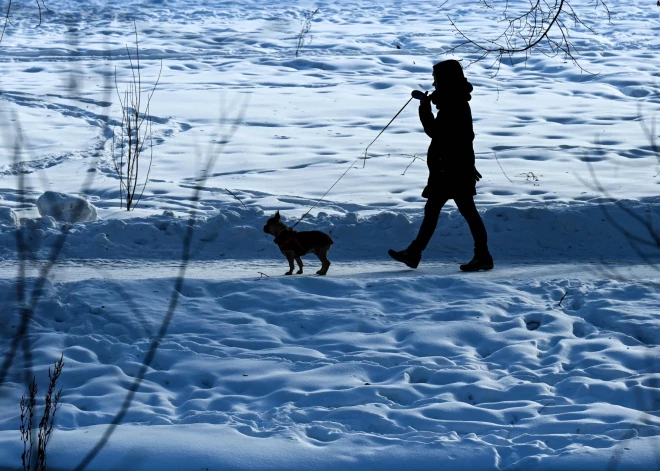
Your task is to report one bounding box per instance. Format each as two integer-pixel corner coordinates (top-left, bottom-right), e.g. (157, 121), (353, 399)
(419, 81), (476, 199)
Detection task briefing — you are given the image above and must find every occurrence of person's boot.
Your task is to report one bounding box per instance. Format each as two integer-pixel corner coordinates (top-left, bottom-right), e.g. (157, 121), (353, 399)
(388, 243), (422, 269)
(460, 251), (494, 272)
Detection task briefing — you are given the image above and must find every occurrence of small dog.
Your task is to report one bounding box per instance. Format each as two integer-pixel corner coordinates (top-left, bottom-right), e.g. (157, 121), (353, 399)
(263, 211), (333, 275)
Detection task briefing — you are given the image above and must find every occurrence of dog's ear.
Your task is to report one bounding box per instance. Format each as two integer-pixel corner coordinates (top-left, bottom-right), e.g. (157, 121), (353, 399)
(275, 210), (280, 220)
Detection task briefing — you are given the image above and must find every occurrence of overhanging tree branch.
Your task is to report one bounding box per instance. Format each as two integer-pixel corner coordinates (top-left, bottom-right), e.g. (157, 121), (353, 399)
(447, 0), (610, 75)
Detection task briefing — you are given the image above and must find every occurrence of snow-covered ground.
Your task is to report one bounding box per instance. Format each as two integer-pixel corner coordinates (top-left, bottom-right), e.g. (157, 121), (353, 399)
(0, 0), (659, 470)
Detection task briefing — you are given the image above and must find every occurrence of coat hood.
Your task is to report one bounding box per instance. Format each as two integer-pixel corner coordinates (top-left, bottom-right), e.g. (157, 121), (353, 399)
(432, 59), (473, 102)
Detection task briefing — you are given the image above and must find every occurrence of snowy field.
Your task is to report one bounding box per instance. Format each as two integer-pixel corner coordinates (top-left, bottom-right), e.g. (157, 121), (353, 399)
(0, 0), (659, 470)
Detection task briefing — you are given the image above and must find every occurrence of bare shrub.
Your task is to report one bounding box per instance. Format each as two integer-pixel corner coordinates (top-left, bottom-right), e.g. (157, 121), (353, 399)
(19, 377), (37, 471)
(295, 8), (319, 57)
(20, 354), (64, 471)
(112, 22), (162, 211)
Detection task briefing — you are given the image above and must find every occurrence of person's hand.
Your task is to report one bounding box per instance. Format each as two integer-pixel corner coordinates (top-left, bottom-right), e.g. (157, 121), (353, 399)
(474, 166), (482, 182)
(411, 90), (430, 101)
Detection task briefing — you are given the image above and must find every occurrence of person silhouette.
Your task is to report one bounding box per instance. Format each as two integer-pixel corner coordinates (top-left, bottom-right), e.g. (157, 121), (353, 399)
(389, 59), (493, 272)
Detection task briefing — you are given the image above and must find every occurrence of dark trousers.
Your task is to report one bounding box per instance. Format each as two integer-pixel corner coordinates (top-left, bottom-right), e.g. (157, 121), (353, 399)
(411, 196), (489, 255)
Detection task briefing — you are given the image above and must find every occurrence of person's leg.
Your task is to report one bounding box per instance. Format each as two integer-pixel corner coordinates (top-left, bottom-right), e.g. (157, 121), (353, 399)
(454, 196), (493, 271)
(409, 197), (447, 253)
(388, 197), (447, 268)
(454, 196), (488, 254)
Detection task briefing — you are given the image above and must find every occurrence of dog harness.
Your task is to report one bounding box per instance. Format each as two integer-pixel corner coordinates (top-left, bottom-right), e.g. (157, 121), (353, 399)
(274, 230), (305, 256)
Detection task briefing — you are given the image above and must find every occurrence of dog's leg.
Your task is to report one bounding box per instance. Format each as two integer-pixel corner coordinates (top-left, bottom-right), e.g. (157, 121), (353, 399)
(283, 251), (295, 275)
(316, 245), (331, 275)
(295, 256), (304, 274)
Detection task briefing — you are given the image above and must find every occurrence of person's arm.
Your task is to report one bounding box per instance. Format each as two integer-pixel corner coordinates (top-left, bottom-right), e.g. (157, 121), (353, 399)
(411, 90), (436, 138)
(418, 98), (435, 138)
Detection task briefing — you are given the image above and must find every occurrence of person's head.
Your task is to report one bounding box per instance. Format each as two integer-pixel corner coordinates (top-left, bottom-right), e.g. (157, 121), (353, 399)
(431, 59), (473, 103)
(432, 59), (465, 90)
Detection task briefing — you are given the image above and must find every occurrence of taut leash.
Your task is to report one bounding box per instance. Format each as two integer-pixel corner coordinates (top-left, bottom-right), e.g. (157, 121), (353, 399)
(291, 96), (415, 228)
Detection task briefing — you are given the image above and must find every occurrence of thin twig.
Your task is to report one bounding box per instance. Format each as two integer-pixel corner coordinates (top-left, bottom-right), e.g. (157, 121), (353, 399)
(133, 59), (163, 210)
(35, 0), (42, 27)
(0, 0), (12, 44)
(578, 161), (660, 251)
(558, 292), (568, 307)
(638, 104), (660, 177)
(538, 401), (555, 413)
(402, 154), (418, 175)
(518, 171), (540, 181)
(225, 188), (248, 209)
(495, 152), (513, 182)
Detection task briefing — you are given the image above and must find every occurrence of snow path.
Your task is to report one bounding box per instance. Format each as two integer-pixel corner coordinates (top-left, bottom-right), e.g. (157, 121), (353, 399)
(0, 259), (658, 283)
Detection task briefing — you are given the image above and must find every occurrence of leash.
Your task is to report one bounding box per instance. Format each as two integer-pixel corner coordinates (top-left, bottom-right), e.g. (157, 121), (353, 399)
(362, 96), (414, 168)
(291, 96), (414, 229)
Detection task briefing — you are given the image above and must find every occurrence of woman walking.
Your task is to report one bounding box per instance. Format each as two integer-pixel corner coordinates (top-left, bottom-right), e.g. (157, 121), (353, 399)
(389, 59), (493, 272)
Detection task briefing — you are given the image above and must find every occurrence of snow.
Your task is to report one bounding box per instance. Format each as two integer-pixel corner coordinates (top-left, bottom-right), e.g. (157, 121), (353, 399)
(0, 208), (18, 228)
(0, 0), (659, 470)
(36, 192), (98, 223)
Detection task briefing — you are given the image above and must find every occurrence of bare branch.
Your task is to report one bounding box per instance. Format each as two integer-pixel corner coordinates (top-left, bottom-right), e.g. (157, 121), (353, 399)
(0, 0), (12, 45)
(447, 0), (610, 75)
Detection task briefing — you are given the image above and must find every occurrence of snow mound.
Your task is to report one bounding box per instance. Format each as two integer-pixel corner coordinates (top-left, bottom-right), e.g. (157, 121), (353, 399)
(36, 191), (98, 223)
(0, 207), (19, 228)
